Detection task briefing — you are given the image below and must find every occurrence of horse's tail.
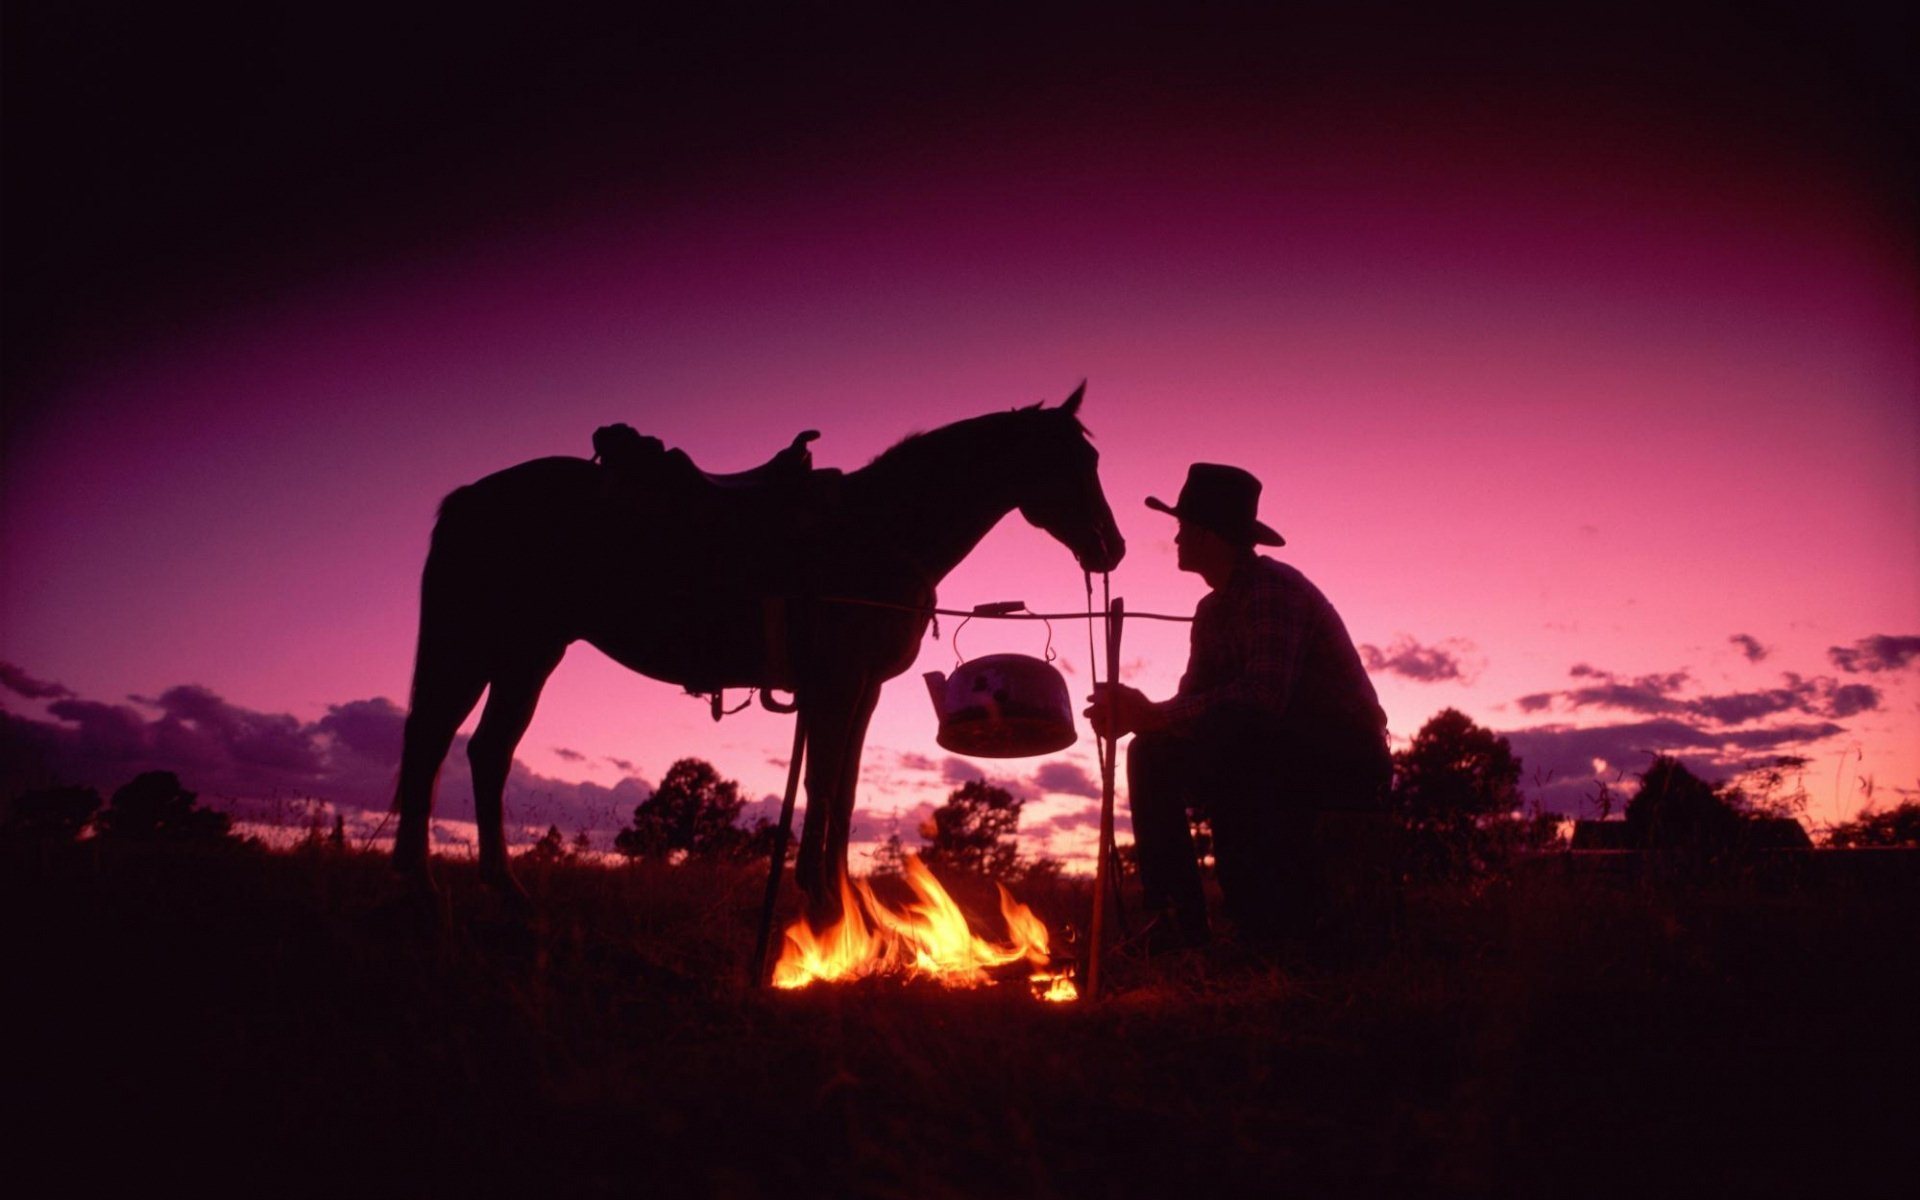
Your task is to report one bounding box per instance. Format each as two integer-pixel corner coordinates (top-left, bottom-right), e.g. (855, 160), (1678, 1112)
(410, 486), (486, 692)
(390, 492), (492, 822)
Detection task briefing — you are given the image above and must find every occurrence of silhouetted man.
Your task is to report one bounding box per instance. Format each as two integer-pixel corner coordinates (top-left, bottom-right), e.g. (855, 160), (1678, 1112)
(1087, 463), (1389, 949)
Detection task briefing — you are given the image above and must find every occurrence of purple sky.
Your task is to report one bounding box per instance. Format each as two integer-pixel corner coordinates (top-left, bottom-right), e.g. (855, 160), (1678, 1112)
(4, 3), (1914, 865)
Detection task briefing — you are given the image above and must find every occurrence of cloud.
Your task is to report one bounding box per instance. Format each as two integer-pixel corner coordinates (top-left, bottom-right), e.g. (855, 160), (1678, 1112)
(0, 681), (655, 839)
(0, 661), (73, 700)
(1828, 635), (1920, 674)
(737, 792), (787, 828)
(553, 747), (586, 763)
(938, 756), (1038, 800)
(604, 756), (635, 773)
(1729, 634), (1769, 663)
(1032, 760), (1100, 799)
(941, 756), (979, 784)
(44, 698), (154, 760)
(1046, 804), (1105, 833)
(1520, 665), (1876, 726)
(147, 684), (327, 775)
(313, 697), (405, 759)
(1359, 636), (1474, 683)
(1523, 667), (1691, 717)
(1823, 684), (1881, 719)
(846, 801), (936, 850)
(1498, 655), (1882, 816)
(1503, 718), (1847, 816)
(1564, 682), (1689, 716)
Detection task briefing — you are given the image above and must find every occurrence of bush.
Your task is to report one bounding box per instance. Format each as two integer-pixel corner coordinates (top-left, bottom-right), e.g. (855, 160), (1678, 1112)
(2, 785), (102, 840)
(96, 771), (233, 843)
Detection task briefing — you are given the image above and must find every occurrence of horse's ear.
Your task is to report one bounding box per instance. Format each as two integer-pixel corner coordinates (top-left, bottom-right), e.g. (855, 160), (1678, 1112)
(1061, 380), (1086, 415)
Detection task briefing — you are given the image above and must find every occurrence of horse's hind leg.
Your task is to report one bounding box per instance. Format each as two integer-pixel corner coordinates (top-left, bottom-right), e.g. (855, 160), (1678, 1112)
(393, 662), (487, 886)
(467, 642), (567, 900)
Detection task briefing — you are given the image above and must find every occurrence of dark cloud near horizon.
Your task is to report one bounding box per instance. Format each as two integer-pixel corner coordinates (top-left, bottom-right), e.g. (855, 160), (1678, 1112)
(1503, 718), (1846, 817)
(940, 756), (1040, 801)
(1359, 636), (1473, 684)
(1824, 684), (1880, 718)
(1518, 667), (1690, 716)
(553, 747), (586, 763)
(1500, 652), (1880, 816)
(888, 750), (941, 775)
(1033, 761), (1101, 800)
(0, 662), (73, 700)
(949, 754), (1102, 803)
(1520, 664), (1876, 726)
(1828, 635), (1920, 674)
(0, 674), (652, 835)
(1730, 634), (1769, 662)
(1047, 806), (1104, 834)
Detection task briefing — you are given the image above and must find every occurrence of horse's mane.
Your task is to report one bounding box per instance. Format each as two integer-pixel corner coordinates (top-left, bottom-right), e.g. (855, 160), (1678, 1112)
(860, 405), (1089, 480)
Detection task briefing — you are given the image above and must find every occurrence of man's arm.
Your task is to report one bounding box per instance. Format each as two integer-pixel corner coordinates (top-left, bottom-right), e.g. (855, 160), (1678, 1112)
(1084, 682), (1169, 739)
(1154, 572), (1313, 730)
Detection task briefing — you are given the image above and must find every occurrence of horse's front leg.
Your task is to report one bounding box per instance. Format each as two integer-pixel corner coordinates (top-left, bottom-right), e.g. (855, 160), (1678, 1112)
(794, 676), (881, 920)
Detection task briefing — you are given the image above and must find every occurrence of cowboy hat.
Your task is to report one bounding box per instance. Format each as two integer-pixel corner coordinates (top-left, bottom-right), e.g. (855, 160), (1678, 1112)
(1145, 462), (1284, 546)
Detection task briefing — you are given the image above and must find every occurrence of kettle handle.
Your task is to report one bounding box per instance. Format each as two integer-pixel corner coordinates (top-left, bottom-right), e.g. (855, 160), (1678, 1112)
(952, 601), (1051, 666)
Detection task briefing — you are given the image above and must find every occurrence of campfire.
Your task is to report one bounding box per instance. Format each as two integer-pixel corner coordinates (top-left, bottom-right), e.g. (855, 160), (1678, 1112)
(771, 855), (1079, 1002)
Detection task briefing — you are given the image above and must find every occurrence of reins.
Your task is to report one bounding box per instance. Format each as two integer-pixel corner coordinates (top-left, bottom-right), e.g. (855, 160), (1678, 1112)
(809, 594), (1194, 625)
(707, 590), (1192, 720)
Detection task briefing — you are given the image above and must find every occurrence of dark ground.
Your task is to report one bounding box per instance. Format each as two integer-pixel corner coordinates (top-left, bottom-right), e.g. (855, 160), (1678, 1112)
(5, 841), (1915, 1198)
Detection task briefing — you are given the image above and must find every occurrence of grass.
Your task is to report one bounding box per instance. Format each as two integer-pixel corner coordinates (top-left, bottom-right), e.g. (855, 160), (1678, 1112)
(5, 839), (1915, 1198)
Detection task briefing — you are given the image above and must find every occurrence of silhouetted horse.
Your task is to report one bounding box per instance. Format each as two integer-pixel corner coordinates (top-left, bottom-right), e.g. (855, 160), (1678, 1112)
(392, 386), (1125, 907)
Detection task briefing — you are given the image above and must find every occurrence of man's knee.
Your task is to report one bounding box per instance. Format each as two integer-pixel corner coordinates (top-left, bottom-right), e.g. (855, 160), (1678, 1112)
(1127, 730), (1192, 796)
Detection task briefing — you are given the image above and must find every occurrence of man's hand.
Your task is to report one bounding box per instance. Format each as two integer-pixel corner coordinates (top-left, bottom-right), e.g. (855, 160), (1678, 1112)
(1084, 683), (1166, 739)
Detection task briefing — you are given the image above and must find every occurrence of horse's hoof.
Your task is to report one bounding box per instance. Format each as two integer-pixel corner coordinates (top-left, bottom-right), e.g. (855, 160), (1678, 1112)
(391, 862), (443, 900)
(803, 885), (844, 928)
(482, 867), (535, 917)
(373, 869), (447, 937)
(794, 856), (821, 900)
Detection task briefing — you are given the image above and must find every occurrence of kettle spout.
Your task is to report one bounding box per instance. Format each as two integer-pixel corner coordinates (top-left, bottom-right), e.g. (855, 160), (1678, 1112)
(922, 671), (950, 719)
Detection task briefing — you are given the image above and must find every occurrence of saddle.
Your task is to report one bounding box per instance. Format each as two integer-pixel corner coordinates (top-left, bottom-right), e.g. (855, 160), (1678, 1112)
(592, 424), (823, 495)
(590, 424), (846, 698)
(592, 423), (852, 563)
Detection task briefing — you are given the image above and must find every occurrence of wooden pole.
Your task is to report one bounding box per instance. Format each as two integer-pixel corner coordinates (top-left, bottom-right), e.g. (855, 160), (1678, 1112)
(752, 712), (808, 987)
(1087, 596), (1124, 999)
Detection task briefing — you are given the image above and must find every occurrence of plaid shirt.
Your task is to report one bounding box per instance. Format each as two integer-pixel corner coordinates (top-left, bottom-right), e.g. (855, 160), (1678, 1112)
(1157, 555), (1386, 747)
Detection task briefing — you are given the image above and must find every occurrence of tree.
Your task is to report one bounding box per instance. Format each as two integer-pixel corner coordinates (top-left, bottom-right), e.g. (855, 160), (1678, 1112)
(1736, 755), (1812, 822)
(1016, 854), (1066, 889)
(1826, 800), (1920, 849)
(519, 824), (571, 865)
(1624, 756), (1743, 854)
(95, 771), (232, 843)
(2, 785), (102, 840)
(921, 778), (1023, 879)
(613, 758), (752, 861)
(869, 830), (912, 878)
(1391, 708), (1522, 881)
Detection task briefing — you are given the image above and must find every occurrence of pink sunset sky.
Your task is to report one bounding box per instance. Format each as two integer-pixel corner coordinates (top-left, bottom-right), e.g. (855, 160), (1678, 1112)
(3, 3), (1914, 867)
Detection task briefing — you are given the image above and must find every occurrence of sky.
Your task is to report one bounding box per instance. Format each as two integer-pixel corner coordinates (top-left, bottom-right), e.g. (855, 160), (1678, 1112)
(3, 2), (1915, 868)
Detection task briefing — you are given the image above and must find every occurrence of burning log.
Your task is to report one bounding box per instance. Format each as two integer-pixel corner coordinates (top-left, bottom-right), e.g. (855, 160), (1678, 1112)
(770, 855), (1079, 1002)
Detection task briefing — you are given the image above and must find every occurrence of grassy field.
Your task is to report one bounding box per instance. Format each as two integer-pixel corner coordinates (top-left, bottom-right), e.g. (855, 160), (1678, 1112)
(6, 839), (1915, 1198)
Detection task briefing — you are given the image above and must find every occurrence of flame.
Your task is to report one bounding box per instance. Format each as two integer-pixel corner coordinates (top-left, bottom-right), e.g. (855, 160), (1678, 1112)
(772, 855), (1079, 1002)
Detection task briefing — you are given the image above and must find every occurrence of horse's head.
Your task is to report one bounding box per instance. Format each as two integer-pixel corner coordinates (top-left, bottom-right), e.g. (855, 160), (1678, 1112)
(1013, 383), (1127, 574)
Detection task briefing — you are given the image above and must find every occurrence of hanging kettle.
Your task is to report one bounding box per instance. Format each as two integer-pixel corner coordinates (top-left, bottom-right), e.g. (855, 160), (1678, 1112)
(924, 652), (1078, 758)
